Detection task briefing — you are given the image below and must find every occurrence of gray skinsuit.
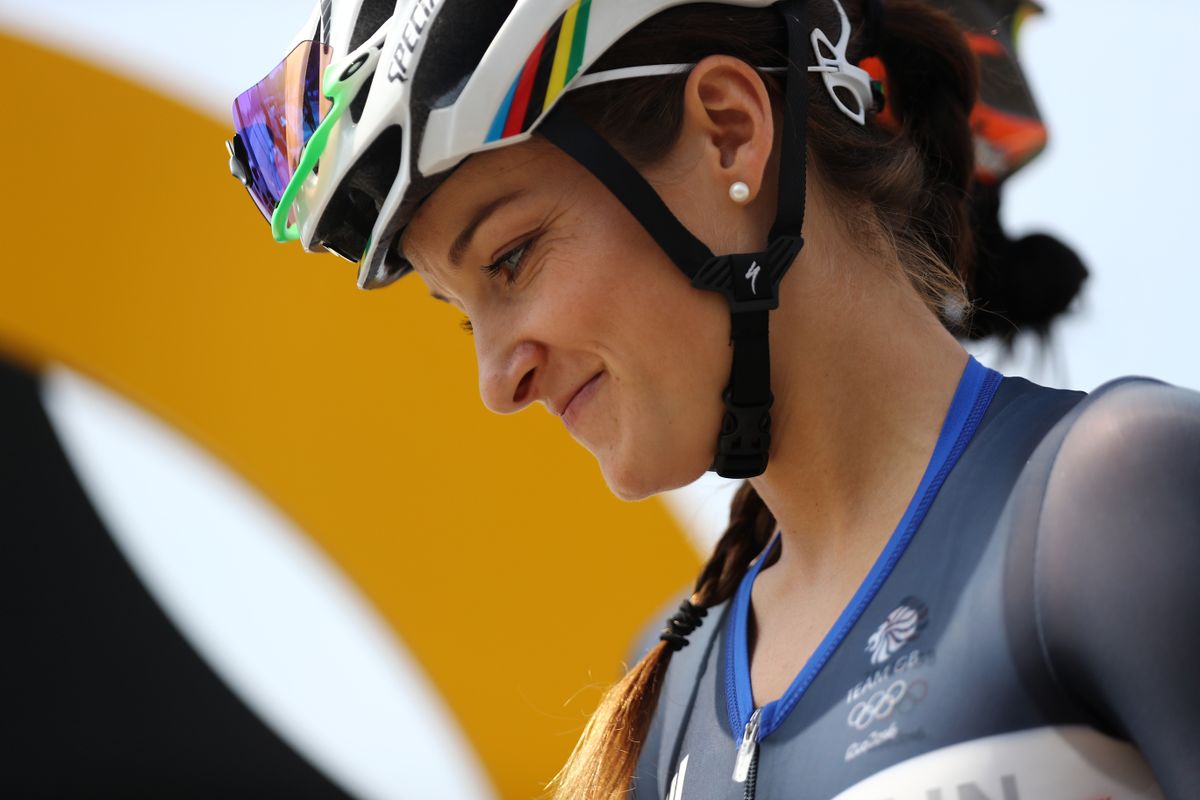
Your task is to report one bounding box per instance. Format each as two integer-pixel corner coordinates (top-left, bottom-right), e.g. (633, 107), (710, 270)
(633, 358), (1200, 799)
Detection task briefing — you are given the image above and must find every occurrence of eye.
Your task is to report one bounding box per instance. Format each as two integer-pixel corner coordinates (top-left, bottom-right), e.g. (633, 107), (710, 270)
(460, 317), (473, 335)
(482, 238), (533, 285)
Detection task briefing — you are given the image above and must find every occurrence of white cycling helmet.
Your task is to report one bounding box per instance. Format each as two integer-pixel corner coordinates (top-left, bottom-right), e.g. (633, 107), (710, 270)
(227, 0), (877, 477)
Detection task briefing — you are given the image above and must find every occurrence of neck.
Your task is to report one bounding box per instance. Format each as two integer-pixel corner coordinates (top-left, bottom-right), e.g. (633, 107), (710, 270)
(749, 238), (968, 586)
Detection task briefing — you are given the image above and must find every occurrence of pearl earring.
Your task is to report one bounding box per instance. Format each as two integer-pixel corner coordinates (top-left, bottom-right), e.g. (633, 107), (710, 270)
(729, 181), (751, 204)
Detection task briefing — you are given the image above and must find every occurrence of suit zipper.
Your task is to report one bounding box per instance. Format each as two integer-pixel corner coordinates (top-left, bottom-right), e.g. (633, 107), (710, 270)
(742, 746), (759, 800)
(732, 707), (762, 787)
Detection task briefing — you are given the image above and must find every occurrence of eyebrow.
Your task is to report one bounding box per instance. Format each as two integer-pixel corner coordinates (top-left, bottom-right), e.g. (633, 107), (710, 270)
(448, 191), (524, 268)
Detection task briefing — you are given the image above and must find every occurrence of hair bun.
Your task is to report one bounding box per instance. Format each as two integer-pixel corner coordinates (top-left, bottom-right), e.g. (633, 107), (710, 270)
(965, 184), (1089, 342)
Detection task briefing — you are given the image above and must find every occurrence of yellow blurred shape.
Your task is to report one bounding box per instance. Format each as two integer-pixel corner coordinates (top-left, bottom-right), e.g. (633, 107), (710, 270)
(0, 33), (699, 798)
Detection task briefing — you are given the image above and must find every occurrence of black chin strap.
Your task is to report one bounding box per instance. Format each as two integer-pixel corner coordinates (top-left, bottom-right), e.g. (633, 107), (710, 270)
(540, 0), (809, 479)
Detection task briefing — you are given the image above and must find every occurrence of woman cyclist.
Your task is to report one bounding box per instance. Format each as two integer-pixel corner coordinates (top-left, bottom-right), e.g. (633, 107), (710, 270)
(226, 0), (1200, 797)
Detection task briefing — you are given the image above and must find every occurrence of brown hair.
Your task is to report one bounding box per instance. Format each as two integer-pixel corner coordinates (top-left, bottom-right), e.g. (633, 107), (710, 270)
(549, 2), (979, 797)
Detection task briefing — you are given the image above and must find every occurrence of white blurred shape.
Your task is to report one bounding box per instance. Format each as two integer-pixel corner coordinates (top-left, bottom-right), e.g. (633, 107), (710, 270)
(0, 0), (312, 122)
(663, 473), (742, 557)
(41, 365), (496, 800)
(970, 1), (1200, 391)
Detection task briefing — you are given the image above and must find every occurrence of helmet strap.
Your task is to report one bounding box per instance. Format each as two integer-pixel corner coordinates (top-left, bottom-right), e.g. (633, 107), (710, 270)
(540, 0), (811, 479)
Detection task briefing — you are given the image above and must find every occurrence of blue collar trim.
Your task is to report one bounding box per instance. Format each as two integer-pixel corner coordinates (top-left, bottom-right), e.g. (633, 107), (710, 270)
(724, 356), (1003, 741)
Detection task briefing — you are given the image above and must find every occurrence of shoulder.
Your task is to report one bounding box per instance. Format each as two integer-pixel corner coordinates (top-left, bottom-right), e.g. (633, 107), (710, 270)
(1056, 376), (1200, 459)
(1001, 377), (1200, 518)
(1026, 376), (1200, 588)
(1024, 377), (1200, 628)
(1023, 378), (1200, 751)
(1038, 378), (1200, 523)
(1026, 378), (1200, 791)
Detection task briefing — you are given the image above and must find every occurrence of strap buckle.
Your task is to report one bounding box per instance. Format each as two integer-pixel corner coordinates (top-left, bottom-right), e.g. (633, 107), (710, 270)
(699, 237), (801, 479)
(691, 236), (803, 313)
(712, 386), (773, 479)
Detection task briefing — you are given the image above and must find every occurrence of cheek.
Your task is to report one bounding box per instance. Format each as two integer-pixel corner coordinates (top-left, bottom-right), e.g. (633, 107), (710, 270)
(566, 208), (729, 360)
(528, 193), (733, 487)
(568, 233), (732, 443)
(545, 239), (730, 383)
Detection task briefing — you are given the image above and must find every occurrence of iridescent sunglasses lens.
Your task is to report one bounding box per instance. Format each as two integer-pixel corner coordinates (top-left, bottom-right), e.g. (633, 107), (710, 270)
(230, 40), (333, 225)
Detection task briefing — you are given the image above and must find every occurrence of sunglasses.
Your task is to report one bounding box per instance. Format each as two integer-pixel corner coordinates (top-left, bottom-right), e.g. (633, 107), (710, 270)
(227, 39), (358, 244)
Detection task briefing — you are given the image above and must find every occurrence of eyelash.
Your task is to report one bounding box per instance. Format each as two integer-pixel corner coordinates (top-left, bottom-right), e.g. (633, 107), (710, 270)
(482, 239), (533, 285)
(461, 238), (535, 335)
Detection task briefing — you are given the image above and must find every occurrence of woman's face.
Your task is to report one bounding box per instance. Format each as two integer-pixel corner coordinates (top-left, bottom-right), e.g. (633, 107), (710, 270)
(402, 136), (751, 500)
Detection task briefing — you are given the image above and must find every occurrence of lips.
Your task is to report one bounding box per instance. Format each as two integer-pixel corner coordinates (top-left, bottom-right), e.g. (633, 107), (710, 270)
(558, 372), (603, 426)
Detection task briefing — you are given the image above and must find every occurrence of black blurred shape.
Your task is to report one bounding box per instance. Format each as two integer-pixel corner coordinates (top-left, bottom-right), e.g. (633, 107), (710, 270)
(966, 181), (1089, 342)
(0, 356), (354, 799)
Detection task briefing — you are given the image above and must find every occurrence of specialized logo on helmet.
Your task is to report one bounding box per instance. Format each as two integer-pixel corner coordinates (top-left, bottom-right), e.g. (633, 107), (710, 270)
(388, 0), (443, 82)
(866, 598), (927, 666)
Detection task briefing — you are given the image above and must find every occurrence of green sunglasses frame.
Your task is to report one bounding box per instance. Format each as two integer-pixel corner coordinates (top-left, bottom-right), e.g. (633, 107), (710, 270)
(270, 44), (383, 246)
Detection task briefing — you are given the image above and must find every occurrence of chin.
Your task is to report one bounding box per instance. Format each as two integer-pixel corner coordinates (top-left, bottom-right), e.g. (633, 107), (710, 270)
(594, 441), (710, 502)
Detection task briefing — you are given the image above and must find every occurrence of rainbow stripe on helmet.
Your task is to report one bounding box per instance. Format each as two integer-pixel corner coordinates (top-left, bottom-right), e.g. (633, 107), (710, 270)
(486, 0), (591, 143)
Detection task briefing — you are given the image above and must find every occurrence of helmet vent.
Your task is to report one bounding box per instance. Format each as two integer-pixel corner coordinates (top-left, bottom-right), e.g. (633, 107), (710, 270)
(350, 73), (375, 123)
(346, 0), (398, 123)
(313, 124), (405, 260)
(349, 0), (399, 51)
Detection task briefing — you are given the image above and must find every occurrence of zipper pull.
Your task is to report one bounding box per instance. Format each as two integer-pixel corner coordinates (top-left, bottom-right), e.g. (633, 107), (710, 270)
(732, 708), (762, 783)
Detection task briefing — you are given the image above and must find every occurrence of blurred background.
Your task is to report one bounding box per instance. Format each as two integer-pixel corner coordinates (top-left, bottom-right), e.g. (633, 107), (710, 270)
(0, 1), (1196, 798)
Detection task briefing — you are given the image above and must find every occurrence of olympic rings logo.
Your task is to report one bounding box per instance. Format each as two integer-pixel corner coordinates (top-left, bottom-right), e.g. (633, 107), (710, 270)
(846, 679), (928, 730)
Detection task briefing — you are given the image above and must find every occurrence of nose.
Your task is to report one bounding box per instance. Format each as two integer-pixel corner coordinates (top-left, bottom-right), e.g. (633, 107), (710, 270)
(477, 336), (545, 415)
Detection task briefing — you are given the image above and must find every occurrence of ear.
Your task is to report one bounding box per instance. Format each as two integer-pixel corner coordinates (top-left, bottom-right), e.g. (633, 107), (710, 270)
(679, 55), (775, 202)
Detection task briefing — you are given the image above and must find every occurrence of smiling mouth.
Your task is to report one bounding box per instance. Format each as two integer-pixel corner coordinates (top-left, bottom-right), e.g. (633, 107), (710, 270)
(560, 372), (604, 424)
